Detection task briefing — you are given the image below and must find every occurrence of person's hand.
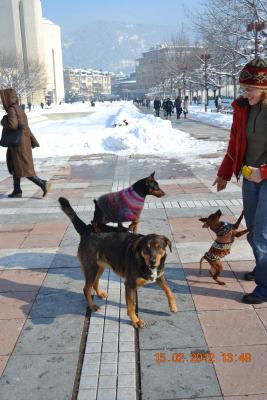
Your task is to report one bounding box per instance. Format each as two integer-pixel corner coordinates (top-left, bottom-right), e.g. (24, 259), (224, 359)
(212, 176), (228, 191)
(245, 166), (262, 183)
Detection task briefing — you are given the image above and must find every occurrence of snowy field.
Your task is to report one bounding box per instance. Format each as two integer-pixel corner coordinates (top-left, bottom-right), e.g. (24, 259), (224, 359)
(0, 101), (233, 164)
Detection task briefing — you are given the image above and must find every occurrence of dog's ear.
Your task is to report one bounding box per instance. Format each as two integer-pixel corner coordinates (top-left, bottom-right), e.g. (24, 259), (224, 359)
(162, 236), (172, 252)
(145, 171), (155, 184)
(131, 236), (144, 252)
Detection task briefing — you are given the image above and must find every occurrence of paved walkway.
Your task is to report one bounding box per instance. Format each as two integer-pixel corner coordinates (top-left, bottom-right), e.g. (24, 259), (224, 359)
(0, 115), (267, 400)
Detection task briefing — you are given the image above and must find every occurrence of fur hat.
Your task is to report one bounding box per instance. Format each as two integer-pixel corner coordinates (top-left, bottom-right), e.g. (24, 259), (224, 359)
(239, 57), (267, 88)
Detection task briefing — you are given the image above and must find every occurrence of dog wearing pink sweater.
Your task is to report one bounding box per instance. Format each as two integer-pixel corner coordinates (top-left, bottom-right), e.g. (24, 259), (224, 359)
(92, 172), (165, 233)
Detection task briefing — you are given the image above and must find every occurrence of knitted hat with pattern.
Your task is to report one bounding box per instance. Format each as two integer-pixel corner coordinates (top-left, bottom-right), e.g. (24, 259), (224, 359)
(239, 57), (267, 88)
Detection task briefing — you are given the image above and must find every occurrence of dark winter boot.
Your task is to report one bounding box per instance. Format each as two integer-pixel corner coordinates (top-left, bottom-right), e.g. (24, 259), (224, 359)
(8, 176), (22, 198)
(27, 176), (52, 197)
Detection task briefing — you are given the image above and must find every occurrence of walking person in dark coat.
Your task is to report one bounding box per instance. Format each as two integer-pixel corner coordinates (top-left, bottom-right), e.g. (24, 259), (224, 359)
(164, 98), (173, 117)
(174, 96), (182, 119)
(153, 97), (161, 117)
(0, 88), (52, 198)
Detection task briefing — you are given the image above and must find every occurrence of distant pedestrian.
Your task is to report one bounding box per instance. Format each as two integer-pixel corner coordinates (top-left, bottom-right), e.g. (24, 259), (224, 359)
(0, 88), (52, 198)
(164, 98), (173, 117)
(40, 102), (44, 109)
(183, 96), (189, 118)
(193, 95), (197, 104)
(153, 97), (161, 117)
(27, 102), (32, 112)
(174, 96), (182, 119)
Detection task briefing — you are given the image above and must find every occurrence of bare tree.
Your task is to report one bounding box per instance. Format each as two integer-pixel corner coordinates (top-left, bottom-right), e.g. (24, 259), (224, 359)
(190, 0), (267, 97)
(0, 52), (47, 101)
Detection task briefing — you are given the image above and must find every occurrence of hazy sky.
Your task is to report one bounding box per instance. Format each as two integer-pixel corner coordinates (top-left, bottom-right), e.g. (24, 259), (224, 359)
(41, 0), (201, 31)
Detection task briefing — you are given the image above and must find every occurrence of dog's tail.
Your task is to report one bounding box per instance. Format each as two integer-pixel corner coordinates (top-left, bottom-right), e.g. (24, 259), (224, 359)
(58, 197), (86, 235)
(199, 256), (205, 275)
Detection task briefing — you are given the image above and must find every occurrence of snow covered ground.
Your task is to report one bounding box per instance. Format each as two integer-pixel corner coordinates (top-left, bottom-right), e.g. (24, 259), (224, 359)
(0, 101), (234, 164)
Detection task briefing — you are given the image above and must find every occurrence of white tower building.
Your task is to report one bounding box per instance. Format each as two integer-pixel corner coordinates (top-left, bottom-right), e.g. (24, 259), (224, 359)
(0, 0), (23, 60)
(0, 0), (64, 103)
(42, 18), (65, 103)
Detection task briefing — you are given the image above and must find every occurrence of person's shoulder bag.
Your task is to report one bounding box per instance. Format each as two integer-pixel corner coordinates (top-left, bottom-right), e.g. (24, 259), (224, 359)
(0, 107), (24, 147)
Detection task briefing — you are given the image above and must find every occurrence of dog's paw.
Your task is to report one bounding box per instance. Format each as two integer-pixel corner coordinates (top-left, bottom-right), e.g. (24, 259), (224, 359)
(90, 304), (101, 312)
(136, 319), (145, 329)
(132, 318), (145, 329)
(170, 304), (178, 313)
(97, 291), (108, 299)
(218, 281), (226, 285)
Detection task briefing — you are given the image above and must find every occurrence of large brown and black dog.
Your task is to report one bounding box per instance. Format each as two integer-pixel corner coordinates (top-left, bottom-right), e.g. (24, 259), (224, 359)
(58, 197), (177, 328)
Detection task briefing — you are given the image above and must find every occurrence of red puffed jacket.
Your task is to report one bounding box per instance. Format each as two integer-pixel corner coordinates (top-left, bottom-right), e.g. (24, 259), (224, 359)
(218, 97), (267, 181)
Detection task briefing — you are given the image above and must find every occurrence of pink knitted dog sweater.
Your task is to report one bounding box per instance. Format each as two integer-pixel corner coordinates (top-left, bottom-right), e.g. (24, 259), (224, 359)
(97, 186), (145, 222)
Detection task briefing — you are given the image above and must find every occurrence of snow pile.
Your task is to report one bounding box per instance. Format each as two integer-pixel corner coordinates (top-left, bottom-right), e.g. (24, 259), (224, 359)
(188, 104), (233, 129)
(0, 101), (225, 163)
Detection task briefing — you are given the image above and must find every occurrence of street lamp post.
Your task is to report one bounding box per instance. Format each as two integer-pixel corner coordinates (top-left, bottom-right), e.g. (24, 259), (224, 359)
(247, 21), (266, 57)
(200, 53), (211, 112)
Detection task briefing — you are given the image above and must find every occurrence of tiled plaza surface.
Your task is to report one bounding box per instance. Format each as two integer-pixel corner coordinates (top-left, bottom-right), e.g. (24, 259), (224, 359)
(0, 118), (267, 400)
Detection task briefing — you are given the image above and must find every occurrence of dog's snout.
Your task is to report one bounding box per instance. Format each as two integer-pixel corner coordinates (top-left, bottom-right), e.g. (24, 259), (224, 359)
(150, 257), (157, 267)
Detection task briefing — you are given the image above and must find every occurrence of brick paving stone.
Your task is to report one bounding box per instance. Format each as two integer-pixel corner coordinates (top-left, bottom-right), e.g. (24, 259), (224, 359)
(0, 291), (37, 319)
(255, 308), (267, 331)
(183, 261), (237, 285)
(140, 348), (221, 400)
(0, 353), (79, 400)
(211, 345), (267, 396)
(77, 389), (97, 400)
(0, 248), (57, 270)
(0, 319), (25, 355)
(175, 241), (254, 264)
(117, 387), (137, 400)
(14, 316), (84, 355)
(0, 232), (29, 249)
(198, 309), (267, 347)
(0, 269), (47, 292)
(0, 356), (8, 376)
(169, 217), (213, 242)
(189, 281), (252, 311)
(97, 388), (116, 400)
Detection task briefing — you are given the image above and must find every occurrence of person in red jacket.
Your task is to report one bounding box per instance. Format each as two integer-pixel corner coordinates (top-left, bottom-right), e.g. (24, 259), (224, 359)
(213, 57), (267, 304)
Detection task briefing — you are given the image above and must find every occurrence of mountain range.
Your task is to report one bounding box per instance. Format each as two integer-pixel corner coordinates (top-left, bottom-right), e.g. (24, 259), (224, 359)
(62, 21), (176, 74)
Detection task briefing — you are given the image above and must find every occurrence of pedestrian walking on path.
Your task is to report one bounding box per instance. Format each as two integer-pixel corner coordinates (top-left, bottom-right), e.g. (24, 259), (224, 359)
(213, 57), (267, 304)
(183, 96), (189, 118)
(0, 88), (51, 198)
(153, 97), (161, 117)
(174, 96), (182, 119)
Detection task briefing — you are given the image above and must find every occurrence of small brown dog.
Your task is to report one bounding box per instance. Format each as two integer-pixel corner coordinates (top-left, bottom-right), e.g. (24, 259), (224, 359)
(199, 210), (250, 285)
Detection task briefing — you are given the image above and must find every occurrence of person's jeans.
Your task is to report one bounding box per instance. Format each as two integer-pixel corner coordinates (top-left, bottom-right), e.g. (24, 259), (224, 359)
(242, 178), (267, 297)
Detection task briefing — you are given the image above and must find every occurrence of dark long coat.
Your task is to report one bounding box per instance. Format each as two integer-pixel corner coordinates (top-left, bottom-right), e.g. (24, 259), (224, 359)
(0, 89), (39, 177)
